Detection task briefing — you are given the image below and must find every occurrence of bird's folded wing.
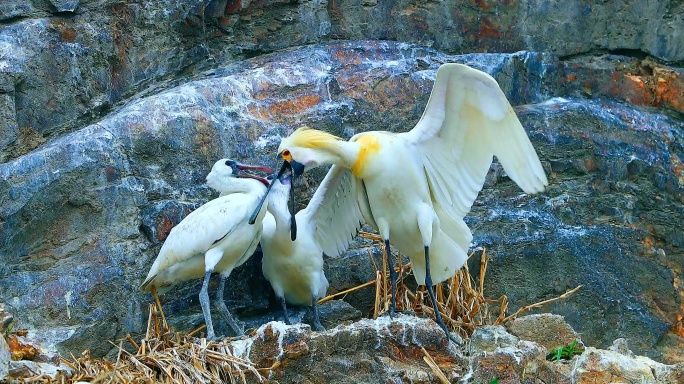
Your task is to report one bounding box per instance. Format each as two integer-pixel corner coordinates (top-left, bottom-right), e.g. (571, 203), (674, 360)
(401, 63), (548, 222)
(151, 196), (251, 273)
(301, 165), (365, 257)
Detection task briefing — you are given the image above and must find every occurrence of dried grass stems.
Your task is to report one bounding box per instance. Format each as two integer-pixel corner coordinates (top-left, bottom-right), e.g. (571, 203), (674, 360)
(58, 289), (268, 384)
(353, 231), (581, 339)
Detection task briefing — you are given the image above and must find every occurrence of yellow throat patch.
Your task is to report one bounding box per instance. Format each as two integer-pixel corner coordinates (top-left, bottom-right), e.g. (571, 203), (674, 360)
(351, 134), (381, 177)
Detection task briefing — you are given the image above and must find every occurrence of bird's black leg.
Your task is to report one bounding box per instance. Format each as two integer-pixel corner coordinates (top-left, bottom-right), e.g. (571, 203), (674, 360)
(279, 296), (292, 325)
(385, 239), (397, 318)
(423, 245), (451, 341)
(199, 270), (216, 340)
(311, 295), (325, 331)
(216, 274), (244, 336)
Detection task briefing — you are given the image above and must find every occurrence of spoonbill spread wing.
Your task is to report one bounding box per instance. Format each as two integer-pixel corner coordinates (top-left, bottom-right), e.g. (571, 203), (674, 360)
(300, 165), (366, 257)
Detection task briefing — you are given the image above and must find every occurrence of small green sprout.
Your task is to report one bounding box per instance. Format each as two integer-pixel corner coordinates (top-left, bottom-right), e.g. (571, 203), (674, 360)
(475, 379), (498, 384)
(546, 340), (584, 361)
(3, 320), (16, 336)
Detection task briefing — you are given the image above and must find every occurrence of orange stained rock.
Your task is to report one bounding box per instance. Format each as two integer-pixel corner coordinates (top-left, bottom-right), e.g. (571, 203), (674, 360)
(250, 94), (322, 121)
(7, 335), (39, 361)
(655, 70), (684, 112)
(673, 312), (684, 338)
(471, 0), (494, 11)
(281, 340), (309, 361)
(267, 94), (322, 117)
(625, 75), (645, 87)
(671, 154), (684, 188)
(157, 214), (174, 241)
(477, 17), (502, 39)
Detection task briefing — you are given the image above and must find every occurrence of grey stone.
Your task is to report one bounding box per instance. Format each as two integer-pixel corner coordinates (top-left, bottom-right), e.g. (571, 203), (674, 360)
(0, 93), (17, 159)
(0, 2), (34, 20)
(8, 360), (71, 380)
(470, 325), (519, 353)
(328, 0), (684, 62)
(235, 315), (457, 383)
(0, 334), (9, 381)
(610, 338), (635, 358)
(507, 314), (580, 351)
(47, 0), (79, 13)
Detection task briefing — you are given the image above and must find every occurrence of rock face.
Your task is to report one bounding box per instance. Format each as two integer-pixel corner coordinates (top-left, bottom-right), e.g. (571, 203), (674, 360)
(1, 0), (683, 162)
(5, 313), (684, 383)
(0, 40), (683, 362)
(0, 0), (683, 367)
(201, 314), (684, 383)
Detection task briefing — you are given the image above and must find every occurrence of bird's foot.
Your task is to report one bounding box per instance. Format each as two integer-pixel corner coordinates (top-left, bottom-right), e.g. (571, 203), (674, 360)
(432, 317), (460, 344)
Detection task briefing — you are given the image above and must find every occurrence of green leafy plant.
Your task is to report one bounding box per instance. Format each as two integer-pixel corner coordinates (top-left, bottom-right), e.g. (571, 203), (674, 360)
(475, 379), (498, 384)
(2, 320), (16, 336)
(546, 340), (584, 361)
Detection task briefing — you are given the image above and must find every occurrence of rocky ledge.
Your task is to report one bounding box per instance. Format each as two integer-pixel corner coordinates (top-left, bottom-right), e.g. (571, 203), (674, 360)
(2, 313), (683, 383)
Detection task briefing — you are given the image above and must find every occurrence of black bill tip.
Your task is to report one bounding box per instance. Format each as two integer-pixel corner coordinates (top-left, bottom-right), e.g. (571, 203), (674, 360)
(290, 215), (297, 241)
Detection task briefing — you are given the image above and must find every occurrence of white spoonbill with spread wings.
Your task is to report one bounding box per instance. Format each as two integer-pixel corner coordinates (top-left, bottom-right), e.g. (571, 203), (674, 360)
(260, 166), (362, 330)
(141, 159), (273, 339)
(262, 63), (548, 338)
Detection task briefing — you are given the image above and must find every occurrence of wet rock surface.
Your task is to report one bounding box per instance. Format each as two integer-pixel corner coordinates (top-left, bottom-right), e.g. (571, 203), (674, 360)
(0, 40), (682, 363)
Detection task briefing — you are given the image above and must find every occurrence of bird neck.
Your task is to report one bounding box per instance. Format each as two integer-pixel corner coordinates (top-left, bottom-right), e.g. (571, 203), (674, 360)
(267, 200), (292, 240)
(222, 178), (266, 196)
(316, 140), (361, 171)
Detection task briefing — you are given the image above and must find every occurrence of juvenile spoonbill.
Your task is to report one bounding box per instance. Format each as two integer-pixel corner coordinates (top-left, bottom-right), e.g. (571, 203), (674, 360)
(260, 63), (548, 339)
(260, 166), (363, 330)
(141, 159), (273, 339)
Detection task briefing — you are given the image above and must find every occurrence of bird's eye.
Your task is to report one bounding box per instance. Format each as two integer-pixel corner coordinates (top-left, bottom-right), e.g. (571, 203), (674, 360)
(225, 160), (236, 167)
(281, 150), (292, 161)
(282, 150), (290, 157)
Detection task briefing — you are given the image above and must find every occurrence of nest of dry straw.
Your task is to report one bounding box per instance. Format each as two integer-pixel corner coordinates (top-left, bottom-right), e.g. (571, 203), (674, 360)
(321, 231), (580, 340)
(56, 299), (272, 384)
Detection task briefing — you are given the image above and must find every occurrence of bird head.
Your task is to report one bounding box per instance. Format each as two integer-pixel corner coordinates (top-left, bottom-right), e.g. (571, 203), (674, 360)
(277, 126), (343, 177)
(206, 158), (273, 194)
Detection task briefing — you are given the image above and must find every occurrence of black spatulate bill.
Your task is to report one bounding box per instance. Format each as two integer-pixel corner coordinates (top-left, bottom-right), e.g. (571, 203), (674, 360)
(248, 162), (289, 225)
(289, 174), (297, 241)
(288, 160), (305, 241)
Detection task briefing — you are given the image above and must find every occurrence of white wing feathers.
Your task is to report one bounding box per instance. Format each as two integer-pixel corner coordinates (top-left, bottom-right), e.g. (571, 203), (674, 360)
(404, 63), (548, 224)
(300, 165), (365, 257)
(146, 195), (250, 277)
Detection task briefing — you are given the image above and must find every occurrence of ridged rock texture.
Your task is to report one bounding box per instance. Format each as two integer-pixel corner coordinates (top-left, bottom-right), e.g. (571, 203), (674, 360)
(0, 0), (682, 367)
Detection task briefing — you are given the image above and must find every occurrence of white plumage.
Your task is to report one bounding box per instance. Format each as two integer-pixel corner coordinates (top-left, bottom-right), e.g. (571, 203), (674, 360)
(274, 63), (548, 338)
(141, 158), (272, 339)
(260, 168), (362, 330)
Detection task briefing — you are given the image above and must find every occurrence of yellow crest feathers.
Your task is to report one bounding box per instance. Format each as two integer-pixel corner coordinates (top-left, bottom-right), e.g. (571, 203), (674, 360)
(282, 126), (342, 151)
